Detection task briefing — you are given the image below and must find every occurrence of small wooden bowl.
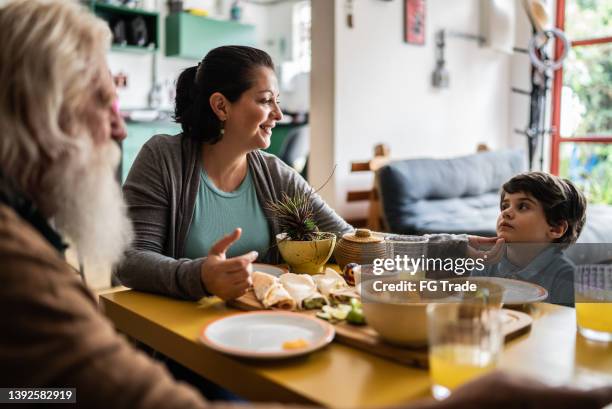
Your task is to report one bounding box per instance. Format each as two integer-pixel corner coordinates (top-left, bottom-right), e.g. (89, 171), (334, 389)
(334, 229), (387, 270)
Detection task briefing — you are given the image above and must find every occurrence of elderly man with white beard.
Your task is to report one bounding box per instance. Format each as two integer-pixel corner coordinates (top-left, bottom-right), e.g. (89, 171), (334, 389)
(0, 0), (208, 407)
(0, 1), (611, 409)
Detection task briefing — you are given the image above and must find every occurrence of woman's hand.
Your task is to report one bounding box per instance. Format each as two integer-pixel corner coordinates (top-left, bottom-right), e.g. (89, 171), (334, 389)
(467, 235), (505, 264)
(201, 228), (258, 300)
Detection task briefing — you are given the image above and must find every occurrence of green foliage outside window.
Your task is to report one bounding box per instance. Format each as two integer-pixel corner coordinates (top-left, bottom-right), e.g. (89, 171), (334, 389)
(559, 0), (612, 204)
(560, 144), (612, 204)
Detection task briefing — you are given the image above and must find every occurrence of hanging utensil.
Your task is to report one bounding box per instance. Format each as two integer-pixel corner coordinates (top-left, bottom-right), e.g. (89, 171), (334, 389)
(345, 0), (354, 28)
(522, 0), (549, 33)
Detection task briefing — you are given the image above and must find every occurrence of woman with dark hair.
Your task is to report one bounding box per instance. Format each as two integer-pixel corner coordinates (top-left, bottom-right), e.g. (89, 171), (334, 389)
(116, 46), (352, 301)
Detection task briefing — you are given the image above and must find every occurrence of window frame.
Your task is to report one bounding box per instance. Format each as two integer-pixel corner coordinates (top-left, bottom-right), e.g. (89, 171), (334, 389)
(550, 0), (612, 174)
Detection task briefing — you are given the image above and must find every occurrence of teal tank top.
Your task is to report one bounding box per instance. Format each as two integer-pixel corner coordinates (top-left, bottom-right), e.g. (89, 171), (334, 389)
(184, 168), (271, 259)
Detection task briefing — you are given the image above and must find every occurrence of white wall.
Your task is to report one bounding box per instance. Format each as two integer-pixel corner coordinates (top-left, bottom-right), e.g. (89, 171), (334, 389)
(509, 0), (532, 148)
(259, 1), (296, 64)
(310, 0), (336, 204)
(311, 0), (517, 219)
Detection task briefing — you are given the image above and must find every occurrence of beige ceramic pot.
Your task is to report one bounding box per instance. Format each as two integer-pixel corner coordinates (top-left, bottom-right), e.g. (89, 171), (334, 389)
(334, 229), (387, 270)
(276, 232), (336, 275)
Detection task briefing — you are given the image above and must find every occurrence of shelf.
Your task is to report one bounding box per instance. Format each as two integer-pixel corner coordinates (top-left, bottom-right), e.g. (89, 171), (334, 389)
(92, 2), (159, 17)
(111, 44), (156, 54)
(91, 1), (159, 50)
(165, 12), (256, 60)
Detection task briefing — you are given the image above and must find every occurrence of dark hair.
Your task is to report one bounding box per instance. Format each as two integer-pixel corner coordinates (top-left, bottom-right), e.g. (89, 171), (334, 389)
(501, 171), (587, 245)
(174, 45), (274, 144)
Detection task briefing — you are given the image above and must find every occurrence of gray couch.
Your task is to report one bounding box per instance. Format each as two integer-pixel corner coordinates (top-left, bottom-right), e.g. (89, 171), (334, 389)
(377, 150), (525, 236)
(377, 149), (612, 244)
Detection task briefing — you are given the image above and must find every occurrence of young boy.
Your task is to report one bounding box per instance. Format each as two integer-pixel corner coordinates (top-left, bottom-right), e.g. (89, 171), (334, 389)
(475, 171), (587, 305)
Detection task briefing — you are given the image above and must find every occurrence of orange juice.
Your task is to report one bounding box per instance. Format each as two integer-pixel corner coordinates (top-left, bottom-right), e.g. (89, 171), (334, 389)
(430, 344), (496, 392)
(576, 303), (612, 333)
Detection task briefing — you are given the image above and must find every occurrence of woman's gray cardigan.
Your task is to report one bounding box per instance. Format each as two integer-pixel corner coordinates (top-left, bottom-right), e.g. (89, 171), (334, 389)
(115, 134), (353, 300)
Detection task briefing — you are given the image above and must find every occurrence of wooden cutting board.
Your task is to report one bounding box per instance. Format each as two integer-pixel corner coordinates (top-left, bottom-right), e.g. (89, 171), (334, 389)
(228, 290), (532, 369)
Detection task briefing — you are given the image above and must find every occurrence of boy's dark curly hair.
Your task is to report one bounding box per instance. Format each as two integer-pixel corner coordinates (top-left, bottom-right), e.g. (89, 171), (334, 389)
(501, 172), (587, 245)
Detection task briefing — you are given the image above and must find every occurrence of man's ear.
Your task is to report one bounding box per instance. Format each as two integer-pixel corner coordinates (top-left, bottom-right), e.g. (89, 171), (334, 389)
(548, 220), (568, 240)
(209, 92), (229, 121)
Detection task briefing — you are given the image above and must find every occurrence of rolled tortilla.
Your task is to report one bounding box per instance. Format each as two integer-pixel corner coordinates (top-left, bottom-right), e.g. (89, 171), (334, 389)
(313, 268), (359, 304)
(329, 287), (360, 304)
(313, 268), (348, 297)
(252, 271), (296, 310)
(279, 273), (328, 310)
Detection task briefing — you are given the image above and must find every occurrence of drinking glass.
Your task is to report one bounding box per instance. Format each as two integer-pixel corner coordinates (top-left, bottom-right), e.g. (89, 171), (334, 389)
(575, 264), (612, 343)
(426, 302), (503, 400)
(384, 234), (428, 277)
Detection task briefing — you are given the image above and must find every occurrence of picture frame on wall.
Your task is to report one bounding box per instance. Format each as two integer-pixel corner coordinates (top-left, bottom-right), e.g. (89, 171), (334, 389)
(404, 0), (426, 45)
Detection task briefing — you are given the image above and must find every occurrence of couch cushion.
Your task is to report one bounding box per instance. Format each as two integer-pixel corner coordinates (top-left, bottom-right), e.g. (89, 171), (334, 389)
(377, 150), (525, 234)
(575, 204), (612, 244)
(388, 193), (500, 235)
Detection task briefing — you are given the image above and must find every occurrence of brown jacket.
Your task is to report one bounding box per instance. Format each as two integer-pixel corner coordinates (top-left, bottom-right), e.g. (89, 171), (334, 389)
(0, 203), (209, 408)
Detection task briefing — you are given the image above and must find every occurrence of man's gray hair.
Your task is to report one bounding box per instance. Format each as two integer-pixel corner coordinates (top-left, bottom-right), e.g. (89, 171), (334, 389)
(0, 0), (111, 199)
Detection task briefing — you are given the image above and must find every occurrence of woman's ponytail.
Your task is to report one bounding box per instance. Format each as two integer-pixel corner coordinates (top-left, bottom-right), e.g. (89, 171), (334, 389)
(174, 65), (199, 137)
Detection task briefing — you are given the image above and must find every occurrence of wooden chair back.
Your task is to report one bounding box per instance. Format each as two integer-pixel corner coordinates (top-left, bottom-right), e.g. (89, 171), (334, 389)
(346, 144), (390, 230)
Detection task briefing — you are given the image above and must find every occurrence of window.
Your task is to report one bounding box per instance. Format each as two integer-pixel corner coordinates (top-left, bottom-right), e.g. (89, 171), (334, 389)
(551, 0), (612, 204)
(292, 0), (311, 73)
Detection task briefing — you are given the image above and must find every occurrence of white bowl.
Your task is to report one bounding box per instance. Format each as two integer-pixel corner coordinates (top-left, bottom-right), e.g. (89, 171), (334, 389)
(363, 302), (429, 346)
(361, 278), (430, 346)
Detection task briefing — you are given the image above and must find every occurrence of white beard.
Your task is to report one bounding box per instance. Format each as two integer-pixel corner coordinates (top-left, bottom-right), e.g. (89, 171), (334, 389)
(51, 138), (133, 277)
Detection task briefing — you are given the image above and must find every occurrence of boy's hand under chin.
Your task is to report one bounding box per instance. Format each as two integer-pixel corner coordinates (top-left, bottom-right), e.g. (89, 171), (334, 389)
(466, 236), (505, 264)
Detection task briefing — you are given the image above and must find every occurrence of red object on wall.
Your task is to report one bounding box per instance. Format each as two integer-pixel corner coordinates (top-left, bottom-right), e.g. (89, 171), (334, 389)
(404, 0), (425, 45)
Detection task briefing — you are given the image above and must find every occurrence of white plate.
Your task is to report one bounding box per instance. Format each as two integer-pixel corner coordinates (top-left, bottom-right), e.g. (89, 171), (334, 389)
(252, 263), (287, 277)
(469, 277), (548, 305)
(200, 311), (335, 359)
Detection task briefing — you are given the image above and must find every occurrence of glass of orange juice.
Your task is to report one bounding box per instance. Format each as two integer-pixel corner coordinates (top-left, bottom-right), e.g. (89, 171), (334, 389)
(426, 302), (503, 400)
(575, 264), (612, 343)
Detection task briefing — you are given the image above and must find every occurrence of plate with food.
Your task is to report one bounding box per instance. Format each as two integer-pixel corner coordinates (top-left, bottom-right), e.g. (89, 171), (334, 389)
(467, 277), (548, 305)
(199, 311), (335, 359)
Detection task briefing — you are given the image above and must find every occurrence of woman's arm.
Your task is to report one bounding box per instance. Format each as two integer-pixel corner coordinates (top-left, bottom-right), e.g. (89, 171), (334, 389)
(115, 137), (208, 300)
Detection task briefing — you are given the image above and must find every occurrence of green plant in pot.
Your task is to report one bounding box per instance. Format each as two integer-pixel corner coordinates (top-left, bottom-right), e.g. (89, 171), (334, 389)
(267, 191), (336, 275)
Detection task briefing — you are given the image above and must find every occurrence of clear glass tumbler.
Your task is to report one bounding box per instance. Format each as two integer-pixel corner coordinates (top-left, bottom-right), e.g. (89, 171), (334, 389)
(384, 234), (428, 277)
(575, 264), (612, 343)
(426, 302), (503, 400)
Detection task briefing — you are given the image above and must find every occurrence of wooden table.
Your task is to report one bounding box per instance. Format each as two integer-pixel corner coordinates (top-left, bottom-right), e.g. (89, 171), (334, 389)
(100, 291), (612, 409)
